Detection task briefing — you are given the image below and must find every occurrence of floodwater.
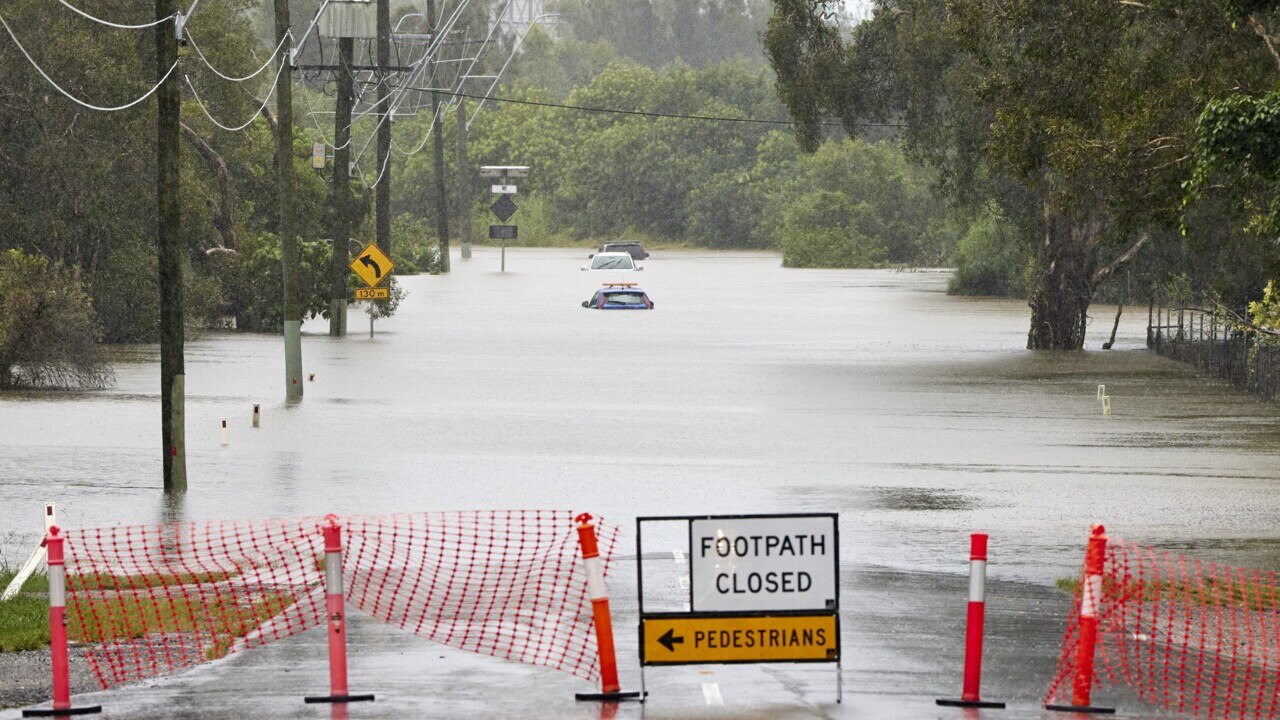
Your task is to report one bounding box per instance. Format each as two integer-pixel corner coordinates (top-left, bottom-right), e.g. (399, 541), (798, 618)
(1, 248), (1278, 718)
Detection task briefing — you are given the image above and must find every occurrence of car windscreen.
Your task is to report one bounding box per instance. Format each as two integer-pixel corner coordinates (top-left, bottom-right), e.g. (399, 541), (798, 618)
(603, 292), (647, 305)
(591, 255), (633, 269)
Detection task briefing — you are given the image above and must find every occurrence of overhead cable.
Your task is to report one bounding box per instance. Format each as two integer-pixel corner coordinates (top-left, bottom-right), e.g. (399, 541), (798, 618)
(57, 0), (175, 29)
(413, 88), (905, 129)
(0, 11), (178, 112)
(183, 59), (287, 132)
(187, 29), (290, 83)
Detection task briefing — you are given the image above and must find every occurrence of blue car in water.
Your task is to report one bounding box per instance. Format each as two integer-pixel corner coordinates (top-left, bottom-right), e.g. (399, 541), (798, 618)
(581, 283), (654, 310)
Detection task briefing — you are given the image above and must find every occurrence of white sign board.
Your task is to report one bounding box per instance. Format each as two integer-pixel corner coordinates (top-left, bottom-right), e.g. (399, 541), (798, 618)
(690, 515), (837, 612)
(491, 184), (517, 194)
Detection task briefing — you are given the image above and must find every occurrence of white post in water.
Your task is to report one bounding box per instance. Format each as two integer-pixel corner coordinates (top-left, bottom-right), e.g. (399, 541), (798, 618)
(1, 503), (56, 602)
(1102, 396), (1112, 416)
(220, 418), (229, 446)
(1097, 384), (1105, 401)
(252, 404), (261, 428)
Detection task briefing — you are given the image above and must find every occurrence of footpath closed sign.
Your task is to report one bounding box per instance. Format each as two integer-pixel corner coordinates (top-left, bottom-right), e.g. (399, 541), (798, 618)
(636, 513), (840, 678)
(691, 516), (837, 612)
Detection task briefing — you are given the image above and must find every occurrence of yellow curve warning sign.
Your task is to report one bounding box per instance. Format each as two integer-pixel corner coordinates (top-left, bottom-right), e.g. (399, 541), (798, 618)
(349, 243), (394, 288)
(641, 614), (838, 665)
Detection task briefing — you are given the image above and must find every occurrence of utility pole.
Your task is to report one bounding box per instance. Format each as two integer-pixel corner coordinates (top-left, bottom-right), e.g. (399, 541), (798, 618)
(455, 98), (471, 260)
(330, 37), (354, 337)
(376, 0), (392, 261)
(275, 0), (303, 398)
(157, 0), (185, 491)
(427, 0), (451, 271)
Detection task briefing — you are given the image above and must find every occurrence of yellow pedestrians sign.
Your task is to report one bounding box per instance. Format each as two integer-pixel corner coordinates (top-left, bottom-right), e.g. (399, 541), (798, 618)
(349, 243), (394, 288)
(641, 613), (838, 665)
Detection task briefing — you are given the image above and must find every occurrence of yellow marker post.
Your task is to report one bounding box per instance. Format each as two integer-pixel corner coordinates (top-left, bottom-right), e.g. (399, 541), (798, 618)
(641, 614), (838, 665)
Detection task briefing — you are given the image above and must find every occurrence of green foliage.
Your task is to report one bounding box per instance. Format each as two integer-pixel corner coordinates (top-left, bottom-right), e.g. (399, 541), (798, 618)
(1248, 280), (1280, 332)
(201, 235), (332, 333)
(778, 138), (958, 268)
(948, 211), (1033, 297)
(0, 250), (111, 389)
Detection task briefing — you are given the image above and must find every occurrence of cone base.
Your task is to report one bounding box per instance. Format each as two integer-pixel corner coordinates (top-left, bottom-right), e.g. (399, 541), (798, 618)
(574, 691), (645, 702)
(936, 698), (1006, 708)
(1044, 703), (1114, 714)
(303, 694), (376, 704)
(22, 706), (102, 717)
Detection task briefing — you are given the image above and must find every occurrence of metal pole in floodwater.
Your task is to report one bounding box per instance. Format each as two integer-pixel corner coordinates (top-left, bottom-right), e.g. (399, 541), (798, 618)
(252, 404), (260, 428)
(22, 527), (101, 717)
(936, 533), (1005, 709)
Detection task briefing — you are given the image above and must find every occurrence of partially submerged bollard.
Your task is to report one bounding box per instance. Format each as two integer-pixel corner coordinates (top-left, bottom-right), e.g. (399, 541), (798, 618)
(573, 513), (642, 702)
(304, 515), (374, 705)
(22, 526), (102, 717)
(936, 533), (1005, 709)
(252, 404), (260, 428)
(220, 418), (229, 446)
(1045, 525), (1114, 714)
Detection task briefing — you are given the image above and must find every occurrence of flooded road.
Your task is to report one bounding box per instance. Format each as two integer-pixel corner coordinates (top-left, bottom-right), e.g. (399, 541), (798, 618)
(1, 248), (1277, 717)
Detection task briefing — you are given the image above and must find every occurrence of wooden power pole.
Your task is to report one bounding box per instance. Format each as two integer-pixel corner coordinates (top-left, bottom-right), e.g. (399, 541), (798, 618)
(456, 98), (471, 260)
(157, 0), (185, 491)
(376, 0), (392, 261)
(427, 0), (450, 271)
(330, 37), (354, 337)
(275, 0), (304, 397)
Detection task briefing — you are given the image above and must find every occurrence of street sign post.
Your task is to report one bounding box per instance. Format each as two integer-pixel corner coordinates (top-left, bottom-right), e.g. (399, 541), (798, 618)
(636, 513), (841, 702)
(349, 242), (394, 288)
(489, 195), (518, 271)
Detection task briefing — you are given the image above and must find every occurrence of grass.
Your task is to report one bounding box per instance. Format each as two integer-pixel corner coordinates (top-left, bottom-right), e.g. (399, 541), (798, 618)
(0, 567), (51, 652)
(0, 567), (293, 658)
(1055, 575), (1268, 610)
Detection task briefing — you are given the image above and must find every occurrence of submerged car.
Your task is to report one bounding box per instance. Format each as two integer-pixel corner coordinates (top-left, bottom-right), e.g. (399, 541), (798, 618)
(590, 242), (650, 260)
(581, 252), (642, 271)
(582, 283), (654, 309)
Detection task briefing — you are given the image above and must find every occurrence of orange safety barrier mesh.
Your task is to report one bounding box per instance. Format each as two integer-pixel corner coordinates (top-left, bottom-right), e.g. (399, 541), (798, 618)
(60, 510), (618, 689)
(1044, 536), (1280, 717)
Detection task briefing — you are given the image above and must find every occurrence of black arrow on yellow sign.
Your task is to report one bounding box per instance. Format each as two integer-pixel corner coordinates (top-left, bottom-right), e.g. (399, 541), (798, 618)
(658, 628), (685, 652)
(359, 255), (382, 279)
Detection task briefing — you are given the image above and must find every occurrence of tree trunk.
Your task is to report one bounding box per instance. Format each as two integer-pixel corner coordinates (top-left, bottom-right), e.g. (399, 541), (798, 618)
(1026, 202), (1102, 350)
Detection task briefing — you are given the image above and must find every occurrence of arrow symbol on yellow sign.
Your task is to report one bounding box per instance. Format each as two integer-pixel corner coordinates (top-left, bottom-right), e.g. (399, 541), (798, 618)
(658, 628), (685, 652)
(359, 255), (382, 279)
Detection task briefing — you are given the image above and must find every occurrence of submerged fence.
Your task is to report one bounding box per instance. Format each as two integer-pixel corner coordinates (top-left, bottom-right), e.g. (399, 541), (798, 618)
(1147, 302), (1280, 401)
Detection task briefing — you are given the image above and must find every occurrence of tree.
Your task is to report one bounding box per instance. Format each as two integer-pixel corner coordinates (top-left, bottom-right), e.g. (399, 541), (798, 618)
(0, 250), (111, 389)
(765, 0), (1277, 348)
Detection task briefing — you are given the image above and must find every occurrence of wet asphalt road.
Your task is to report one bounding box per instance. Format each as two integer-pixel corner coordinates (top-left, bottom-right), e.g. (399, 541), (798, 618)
(1, 248), (1277, 718)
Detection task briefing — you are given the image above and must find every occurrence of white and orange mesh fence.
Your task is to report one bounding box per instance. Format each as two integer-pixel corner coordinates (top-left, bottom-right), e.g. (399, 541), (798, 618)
(1045, 526), (1280, 716)
(55, 510), (617, 690)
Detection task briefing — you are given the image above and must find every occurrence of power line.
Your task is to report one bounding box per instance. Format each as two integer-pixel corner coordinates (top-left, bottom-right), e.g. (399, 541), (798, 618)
(183, 60), (287, 132)
(187, 29), (290, 83)
(0, 11), (178, 112)
(407, 88), (904, 129)
(57, 0), (175, 29)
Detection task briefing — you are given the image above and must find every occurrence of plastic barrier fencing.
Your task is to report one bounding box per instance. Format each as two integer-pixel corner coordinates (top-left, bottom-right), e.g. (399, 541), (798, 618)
(1044, 534), (1280, 716)
(58, 511), (617, 689)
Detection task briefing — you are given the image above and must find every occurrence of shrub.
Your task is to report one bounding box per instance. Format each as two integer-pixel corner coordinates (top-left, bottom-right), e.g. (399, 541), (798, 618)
(0, 249), (112, 389)
(948, 212), (1034, 297)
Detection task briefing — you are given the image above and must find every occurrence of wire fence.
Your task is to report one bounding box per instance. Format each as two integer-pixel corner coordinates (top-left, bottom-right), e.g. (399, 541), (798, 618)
(1045, 534), (1280, 717)
(1147, 301), (1280, 401)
